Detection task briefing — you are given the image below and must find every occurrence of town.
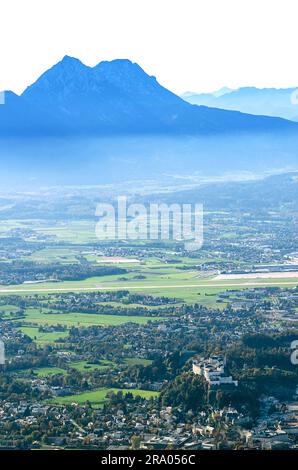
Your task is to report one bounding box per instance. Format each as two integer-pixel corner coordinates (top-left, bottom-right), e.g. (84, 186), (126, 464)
(0, 176), (297, 451)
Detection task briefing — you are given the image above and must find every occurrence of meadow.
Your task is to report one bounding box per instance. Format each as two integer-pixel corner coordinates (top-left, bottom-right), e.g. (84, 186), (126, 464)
(33, 367), (66, 377)
(50, 387), (159, 407)
(17, 308), (163, 329)
(68, 360), (114, 372)
(19, 326), (69, 344)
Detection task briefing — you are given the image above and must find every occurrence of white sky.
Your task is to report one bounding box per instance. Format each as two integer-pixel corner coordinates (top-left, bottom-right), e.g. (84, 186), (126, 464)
(0, 0), (297, 94)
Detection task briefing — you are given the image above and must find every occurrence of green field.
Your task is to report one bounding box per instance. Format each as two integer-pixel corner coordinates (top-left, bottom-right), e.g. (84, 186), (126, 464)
(68, 360), (114, 371)
(0, 304), (20, 312)
(0, 219), (97, 244)
(51, 387), (159, 406)
(19, 326), (69, 344)
(33, 367), (66, 377)
(17, 307), (164, 328)
(27, 247), (81, 264)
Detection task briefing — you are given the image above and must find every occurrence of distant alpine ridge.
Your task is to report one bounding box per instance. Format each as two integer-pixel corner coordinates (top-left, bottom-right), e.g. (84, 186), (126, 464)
(1, 56), (298, 136)
(181, 87), (298, 121)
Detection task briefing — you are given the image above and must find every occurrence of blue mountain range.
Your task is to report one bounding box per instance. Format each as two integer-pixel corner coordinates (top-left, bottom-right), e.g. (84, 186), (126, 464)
(181, 87), (298, 121)
(1, 56), (298, 136)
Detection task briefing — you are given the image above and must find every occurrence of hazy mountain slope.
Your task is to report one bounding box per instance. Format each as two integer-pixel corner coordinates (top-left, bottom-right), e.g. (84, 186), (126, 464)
(181, 87), (298, 121)
(144, 172), (298, 210)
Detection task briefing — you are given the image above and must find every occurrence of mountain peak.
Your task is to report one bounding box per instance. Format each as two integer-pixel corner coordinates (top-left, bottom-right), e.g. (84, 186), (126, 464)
(213, 87), (234, 97)
(98, 58), (134, 66)
(33, 55), (87, 81)
(61, 54), (82, 63)
(22, 55), (90, 99)
(94, 58), (152, 78)
(92, 58), (160, 95)
(52, 55), (87, 72)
